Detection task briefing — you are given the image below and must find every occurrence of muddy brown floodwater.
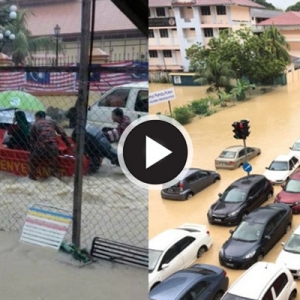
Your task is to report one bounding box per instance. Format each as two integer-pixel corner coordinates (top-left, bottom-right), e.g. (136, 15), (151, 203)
(149, 77), (300, 296)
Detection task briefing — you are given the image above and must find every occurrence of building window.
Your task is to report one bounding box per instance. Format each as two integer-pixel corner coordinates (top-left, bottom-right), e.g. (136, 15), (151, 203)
(149, 29), (154, 38)
(204, 28), (213, 37)
(160, 29), (169, 38)
(148, 9), (151, 17)
(163, 50), (172, 57)
(216, 6), (226, 15)
(149, 50), (158, 58)
(156, 7), (165, 17)
(201, 6), (211, 15)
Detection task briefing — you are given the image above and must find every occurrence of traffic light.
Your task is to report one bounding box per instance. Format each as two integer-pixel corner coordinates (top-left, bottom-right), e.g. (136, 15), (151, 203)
(241, 119), (250, 138)
(232, 121), (243, 139)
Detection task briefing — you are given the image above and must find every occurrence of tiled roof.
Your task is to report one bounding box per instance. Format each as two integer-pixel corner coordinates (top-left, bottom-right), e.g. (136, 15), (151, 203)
(258, 11), (300, 26)
(172, 0), (264, 7)
(149, 0), (264, 7)
(23, 0), (137, 37)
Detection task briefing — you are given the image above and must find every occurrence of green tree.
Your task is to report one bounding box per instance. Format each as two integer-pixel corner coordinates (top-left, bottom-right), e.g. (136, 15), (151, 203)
(252, 0), (276, 10)
(231, 79), (256, 101)
(194, 58), (235, 94)
(286, 2), (300, 11)
(3, 8), (58, 65)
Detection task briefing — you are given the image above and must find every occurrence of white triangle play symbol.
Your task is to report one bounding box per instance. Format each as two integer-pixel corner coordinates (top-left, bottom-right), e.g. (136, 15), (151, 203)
(146, 136), (172, 169)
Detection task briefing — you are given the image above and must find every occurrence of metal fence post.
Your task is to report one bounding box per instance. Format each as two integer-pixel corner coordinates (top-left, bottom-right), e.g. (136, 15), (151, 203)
(72, 0), (91, 248)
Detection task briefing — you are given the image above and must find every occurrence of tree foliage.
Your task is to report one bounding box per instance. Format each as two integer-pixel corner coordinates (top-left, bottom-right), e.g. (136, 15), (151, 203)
(3, 8), (61, 65)
(286, 2), (300, 11)
(252, 0), (276, 10)
(186, 25), (290, 84)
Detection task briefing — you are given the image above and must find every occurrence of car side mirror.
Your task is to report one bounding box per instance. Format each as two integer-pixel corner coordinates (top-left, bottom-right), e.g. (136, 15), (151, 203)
(265, 167), (269, 170)
(264, 235), (271, 240)
(229, 230), (234, 234)
(218, 193), (222, 198)
(88, 106), (91, 111)
(161, 263), (169, 270)
(281, 242), (285, 247)
(289, 147), (293, 150)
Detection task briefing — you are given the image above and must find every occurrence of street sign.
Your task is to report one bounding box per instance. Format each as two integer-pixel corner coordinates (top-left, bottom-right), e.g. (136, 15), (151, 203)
(149, 88), (176, 106)
(243, 162), (252, 173)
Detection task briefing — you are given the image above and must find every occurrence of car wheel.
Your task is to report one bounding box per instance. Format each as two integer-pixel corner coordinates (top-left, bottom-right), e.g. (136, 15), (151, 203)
(286, 223), (292, 234)
(197, 246), (207, 258)
(213, 291), (224, 300)
(288, 290), (297, 300)
(186, 192), (193, 200)
(256, 253), (264, 262)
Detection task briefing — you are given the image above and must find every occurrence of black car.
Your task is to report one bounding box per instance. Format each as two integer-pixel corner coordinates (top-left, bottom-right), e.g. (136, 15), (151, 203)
(161, 168), (221, 200)
(207, 174), (273, 226)
(219, 203), (293, 269)
(149, 264), (229, 300)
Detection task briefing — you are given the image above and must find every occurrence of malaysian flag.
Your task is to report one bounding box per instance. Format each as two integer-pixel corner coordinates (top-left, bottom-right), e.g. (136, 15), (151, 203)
(0, 72), (26, 91)
(26, 72), (76, 92)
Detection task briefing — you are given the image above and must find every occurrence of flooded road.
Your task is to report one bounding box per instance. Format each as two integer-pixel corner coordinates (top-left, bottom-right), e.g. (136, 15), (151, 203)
(149, 77), (300, 291)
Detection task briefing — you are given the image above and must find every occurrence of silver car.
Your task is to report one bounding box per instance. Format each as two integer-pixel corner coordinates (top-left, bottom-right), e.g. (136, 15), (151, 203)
(215, 146), (261, 170)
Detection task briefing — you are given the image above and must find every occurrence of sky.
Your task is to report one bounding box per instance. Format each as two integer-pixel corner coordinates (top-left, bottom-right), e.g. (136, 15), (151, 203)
(268, 0), (298, 10)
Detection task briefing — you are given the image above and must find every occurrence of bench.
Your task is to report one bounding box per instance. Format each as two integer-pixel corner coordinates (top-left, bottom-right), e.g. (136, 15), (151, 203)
(90, 237), (148, 268)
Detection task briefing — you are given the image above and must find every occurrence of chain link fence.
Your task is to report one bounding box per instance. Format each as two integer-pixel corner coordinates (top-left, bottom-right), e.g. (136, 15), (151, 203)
(0, 65), (148, 250)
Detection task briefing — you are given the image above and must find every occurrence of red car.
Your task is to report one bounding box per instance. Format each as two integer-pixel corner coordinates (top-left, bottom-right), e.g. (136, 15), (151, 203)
(274, 170), (300, 213)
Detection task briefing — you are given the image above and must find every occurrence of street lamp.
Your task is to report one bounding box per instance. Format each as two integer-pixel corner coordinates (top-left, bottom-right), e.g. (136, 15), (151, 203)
(0, 29), (15, 51)
(54, 24), (60, 66)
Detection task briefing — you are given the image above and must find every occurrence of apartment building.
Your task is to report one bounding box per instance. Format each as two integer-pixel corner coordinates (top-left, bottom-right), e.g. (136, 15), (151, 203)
(149, 0), (265, 72)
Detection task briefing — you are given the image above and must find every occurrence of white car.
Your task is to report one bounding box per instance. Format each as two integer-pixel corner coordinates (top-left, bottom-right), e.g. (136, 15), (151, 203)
(148, 223), (213, 291)
(221, 261), (297, 300)
(289, 138), (300, 158)
(264, 154), (300, 184)
(276, 224), (300, 278)
(87, 81), (148, 129)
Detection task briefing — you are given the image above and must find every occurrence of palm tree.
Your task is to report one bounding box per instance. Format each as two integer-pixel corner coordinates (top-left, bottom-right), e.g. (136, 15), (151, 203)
(264, 25), (290, 63)
(3, 8), (58, 65)
(231, 79), (256, 101)
(195, 59), (235, 94)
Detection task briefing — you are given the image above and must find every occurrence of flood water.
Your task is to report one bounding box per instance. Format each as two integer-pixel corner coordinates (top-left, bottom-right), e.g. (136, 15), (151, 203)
(149, 77), (300, 293)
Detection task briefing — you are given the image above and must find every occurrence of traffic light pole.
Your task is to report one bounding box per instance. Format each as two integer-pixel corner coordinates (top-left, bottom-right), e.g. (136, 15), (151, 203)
(243, 138), (250, 176)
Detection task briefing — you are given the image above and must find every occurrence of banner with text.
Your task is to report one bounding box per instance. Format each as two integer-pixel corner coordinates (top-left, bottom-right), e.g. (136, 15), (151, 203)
(149, 88), (176, 106)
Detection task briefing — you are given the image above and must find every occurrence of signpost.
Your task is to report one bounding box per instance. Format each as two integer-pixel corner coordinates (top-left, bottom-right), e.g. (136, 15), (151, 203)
(149, 88), (176, 117)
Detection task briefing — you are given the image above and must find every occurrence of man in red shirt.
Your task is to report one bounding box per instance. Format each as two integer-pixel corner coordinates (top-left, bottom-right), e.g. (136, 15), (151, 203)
(28, 111), (72, 180)
(102, 108), (131, 143)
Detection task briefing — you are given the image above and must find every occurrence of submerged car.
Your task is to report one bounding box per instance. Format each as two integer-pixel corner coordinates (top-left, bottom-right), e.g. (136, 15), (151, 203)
(289, 137), (300, 158)
(161, 168), (220, 200)
(207, 174), (273, 226)
(276, 224), (300, 278)
(264, 154), (300, 185)
(215, 145), (261, 170)
(274, 170), (300, 214)
(219, 203), (292, 269)
(148, 264), (229, 300)
(148, 223), (213, 291)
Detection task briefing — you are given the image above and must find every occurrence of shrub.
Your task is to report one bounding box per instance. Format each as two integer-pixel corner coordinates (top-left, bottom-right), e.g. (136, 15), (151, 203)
(189, 100), (209, 115)
(172, 106), (194, 125)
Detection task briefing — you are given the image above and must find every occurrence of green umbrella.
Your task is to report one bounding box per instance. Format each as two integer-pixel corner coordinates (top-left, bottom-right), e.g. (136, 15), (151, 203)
(0, 91), (45, 112)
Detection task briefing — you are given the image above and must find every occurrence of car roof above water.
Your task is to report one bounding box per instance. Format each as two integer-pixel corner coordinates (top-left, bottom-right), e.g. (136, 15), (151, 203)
(230, 174), (266, 188)
(227, 262), (286, 299)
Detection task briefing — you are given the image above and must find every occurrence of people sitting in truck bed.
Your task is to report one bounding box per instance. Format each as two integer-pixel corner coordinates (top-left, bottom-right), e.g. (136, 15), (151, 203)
(102, 108), (131, 143)
(5, 110), (31, 151)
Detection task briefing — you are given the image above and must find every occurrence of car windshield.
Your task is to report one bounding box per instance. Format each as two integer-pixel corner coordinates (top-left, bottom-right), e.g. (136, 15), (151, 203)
(221, 188), (246, 203)
(284, 179), (300, 193)
(291, 142), (300, 151)
(232, 221), (264, 242)
(219, 150), (236, 159)
(284, 233), (300, 254)
(149, 249), (163, 272)
(268, 161), (288, 171)
(222, 294), (253, 300)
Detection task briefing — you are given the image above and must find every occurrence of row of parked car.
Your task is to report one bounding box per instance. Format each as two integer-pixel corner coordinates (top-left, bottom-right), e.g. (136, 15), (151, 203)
(149, 139), (300, 299)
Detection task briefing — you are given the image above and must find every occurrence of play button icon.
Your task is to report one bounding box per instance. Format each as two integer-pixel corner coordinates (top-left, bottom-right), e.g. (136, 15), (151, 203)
(146, 136), (172, 169)
(118, 115), (193, 190)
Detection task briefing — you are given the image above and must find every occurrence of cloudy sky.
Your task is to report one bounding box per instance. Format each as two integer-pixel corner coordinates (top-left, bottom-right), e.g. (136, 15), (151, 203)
(268, 0), (298, 10)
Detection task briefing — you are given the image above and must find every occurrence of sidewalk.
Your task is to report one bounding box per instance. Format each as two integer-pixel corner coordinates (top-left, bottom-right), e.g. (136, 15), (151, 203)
(0, 232), (147, 300)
